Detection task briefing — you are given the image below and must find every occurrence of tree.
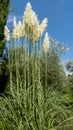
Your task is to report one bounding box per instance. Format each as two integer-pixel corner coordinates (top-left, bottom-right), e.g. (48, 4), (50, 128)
(41, 47), (67, 93)
(66, 60), (73, 73)
(0, 0), (10, 57)
(65, 60), (73, 104)
(0, 0), (10, 92)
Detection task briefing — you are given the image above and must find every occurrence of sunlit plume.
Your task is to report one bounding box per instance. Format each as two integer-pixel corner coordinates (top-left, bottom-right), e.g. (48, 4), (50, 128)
(23, 2), (33, 27)
(12, 17), (25, 40)
(17, 21), (25, 38)
(40, 18), (48, 35)
(23, 2), (41, 41)
(4, 26), (10, 42)
(43, 32), (50, 53)
(22, 2), (48, 42)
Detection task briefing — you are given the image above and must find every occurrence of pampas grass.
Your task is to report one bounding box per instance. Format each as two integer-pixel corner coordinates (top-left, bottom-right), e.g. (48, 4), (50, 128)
(0, 2), (73, 130)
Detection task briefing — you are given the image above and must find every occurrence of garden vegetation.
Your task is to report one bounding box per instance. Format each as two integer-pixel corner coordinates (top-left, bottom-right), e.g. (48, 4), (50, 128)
(0, 2), (73, 130)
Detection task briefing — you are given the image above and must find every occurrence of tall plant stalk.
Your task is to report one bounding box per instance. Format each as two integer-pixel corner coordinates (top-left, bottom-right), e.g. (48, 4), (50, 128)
(14, 42), (20, 105)
(27, 35), (30, 104)
(32, 42), (36, 122)
(8, 44), (13, 91)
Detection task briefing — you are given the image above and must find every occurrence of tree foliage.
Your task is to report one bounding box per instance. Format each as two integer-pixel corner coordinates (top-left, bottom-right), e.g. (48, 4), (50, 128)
(0, 0), (10, 92)
(66, 60), (73, 73)
(65, 60), (73, 105)
(0, 0), (10, 57)
(41, 49), (67, 93)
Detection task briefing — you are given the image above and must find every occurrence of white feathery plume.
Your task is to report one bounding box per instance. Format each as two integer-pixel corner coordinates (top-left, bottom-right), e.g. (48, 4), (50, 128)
(43, 32), (50, 52)
(40, 18), (48, 35)
(12, 17), (25, 40)
(4, 26), (10, 42)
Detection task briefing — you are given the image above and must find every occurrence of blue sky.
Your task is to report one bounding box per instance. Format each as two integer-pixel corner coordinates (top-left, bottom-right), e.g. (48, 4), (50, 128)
(8, 0), (73, 62)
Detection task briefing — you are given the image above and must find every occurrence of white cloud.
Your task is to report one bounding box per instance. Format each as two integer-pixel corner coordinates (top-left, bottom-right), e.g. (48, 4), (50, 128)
(7, 16), (13, 23)
(7, 14), (22, 24)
